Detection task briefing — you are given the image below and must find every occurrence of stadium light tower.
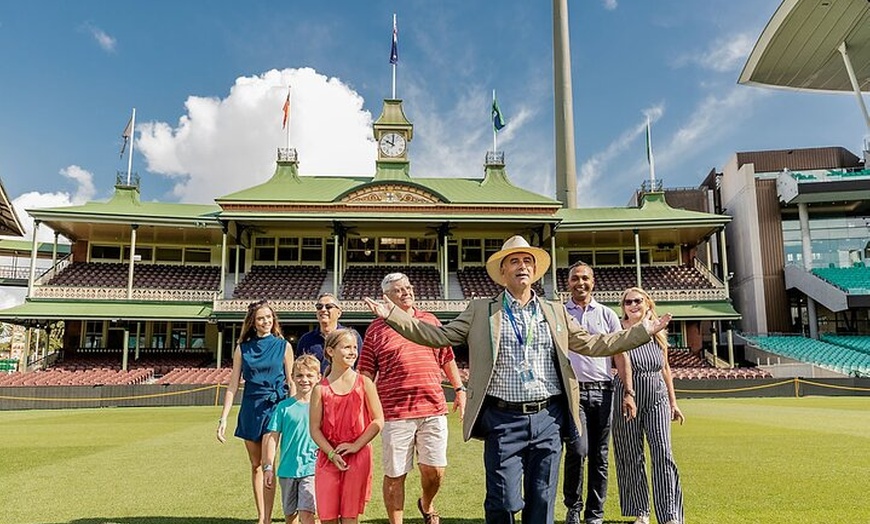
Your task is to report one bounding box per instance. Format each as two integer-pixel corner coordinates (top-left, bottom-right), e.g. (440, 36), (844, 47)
(553, 0), (578, 209)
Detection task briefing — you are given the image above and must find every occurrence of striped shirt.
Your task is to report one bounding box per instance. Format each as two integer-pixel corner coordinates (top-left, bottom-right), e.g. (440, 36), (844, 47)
(486, 292), (562, 402)
(358, 309), (455, 421)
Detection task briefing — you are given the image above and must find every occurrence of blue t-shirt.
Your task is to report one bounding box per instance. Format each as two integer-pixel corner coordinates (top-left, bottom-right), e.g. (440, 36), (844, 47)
(266, 396), (318, 478)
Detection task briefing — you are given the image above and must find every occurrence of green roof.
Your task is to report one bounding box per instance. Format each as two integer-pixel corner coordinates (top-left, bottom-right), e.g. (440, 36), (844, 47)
(557, 192), (730, 229)
(29, 187), (221, 225)
(603, 300), (741, 320)
(0, 239), (71, 255)
(217, 162), (560, 207)
(0, 300), (213, 322)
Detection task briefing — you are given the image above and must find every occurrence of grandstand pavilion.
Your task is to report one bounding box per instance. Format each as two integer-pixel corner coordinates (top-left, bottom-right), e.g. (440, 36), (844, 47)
(0, 97), (745, 393)
(714, 0), (870, 378)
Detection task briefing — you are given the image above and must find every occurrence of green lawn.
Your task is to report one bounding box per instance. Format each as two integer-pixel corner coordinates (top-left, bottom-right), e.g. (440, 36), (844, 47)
(1, 397), (868, 524)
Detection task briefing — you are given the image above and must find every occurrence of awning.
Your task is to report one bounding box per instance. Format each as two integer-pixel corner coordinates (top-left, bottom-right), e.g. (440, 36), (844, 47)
(0, 300), (213, 323)
(604, 301), (741, 321)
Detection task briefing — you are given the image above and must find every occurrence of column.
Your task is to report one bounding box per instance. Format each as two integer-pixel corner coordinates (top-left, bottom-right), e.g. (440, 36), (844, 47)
(27, 220), (40, 297)
(20, 328), (32, 372)
(52, 232), (59, 267)
(234, 245), (240, 295)
(122, 329), (130, 372)
(634, 229), (641, 287)
(719, 228), (730, 296)
(799, 203), (818, 339)
(726, 325), (735, 368)
(135, 322), (141, 361)
(333, 234), (340, 295)
(219, 230), (227, 299)
(837, 42), (870, 133)
(216, 327), (224, 370)
(441, 232), (449, 300)
(127, 225), (138, 300)
(550, 228), (558, 299)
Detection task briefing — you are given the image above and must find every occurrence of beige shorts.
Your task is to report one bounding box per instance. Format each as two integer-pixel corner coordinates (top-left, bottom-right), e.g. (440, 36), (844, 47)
(381, 415), (448, 477)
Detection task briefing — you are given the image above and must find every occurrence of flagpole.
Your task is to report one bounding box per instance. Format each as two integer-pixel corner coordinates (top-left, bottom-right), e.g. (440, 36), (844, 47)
(285, 86), (292, 150)
(391, 13), (397, 99)
(646, 115), (656, 185)
(127, 108), (136, 186)
(492, 90), (498, 152)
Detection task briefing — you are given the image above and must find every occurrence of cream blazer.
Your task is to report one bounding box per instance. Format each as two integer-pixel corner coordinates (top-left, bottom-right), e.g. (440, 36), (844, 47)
(384, 291), (651, 441)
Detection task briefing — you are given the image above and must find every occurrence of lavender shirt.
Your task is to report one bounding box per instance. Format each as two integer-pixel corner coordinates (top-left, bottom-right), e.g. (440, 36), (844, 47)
(565, 297), (622, 382)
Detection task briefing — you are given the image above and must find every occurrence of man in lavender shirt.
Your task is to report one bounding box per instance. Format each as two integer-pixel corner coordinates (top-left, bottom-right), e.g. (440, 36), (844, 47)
(562, 261), (636, 524)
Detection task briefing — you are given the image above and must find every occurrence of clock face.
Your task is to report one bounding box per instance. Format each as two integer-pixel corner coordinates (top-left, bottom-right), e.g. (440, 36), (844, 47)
(379, 132), (407, 157)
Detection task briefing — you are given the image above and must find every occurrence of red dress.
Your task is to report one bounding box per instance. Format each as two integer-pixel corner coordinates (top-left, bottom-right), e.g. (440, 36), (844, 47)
(314, 373), (373, 520)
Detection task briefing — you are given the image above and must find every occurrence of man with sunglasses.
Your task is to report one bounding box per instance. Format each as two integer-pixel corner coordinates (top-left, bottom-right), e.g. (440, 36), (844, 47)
(296, 293), (362, 373)
(562, 261), (635, 524)
(358, 272), (466, 524)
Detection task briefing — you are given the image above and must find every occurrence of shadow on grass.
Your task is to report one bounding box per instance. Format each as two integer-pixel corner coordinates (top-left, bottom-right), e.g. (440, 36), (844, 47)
(44, 519), (253, 524)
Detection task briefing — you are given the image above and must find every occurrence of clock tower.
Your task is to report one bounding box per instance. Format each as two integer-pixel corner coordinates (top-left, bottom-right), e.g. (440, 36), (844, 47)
(373, 99), (413, 180)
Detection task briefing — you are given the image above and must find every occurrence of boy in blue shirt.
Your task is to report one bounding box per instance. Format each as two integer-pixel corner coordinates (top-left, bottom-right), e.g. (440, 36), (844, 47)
(264, 354), (320, 524)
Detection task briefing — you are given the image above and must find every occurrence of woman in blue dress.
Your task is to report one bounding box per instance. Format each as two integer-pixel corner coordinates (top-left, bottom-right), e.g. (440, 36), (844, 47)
(218, 299), (294, 524)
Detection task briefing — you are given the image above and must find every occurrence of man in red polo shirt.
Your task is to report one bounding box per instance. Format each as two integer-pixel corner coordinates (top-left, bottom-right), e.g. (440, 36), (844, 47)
(359, 272), (466, 524)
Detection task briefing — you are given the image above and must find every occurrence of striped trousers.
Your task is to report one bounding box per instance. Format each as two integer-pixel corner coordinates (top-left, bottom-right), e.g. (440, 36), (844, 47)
(612, 376), (683, 523)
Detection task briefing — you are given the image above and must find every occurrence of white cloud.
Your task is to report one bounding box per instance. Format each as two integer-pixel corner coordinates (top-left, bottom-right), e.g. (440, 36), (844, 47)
(83, 23), (116, 53)
(602, 0), (618, 10)
(137, 68), (377, 203)
(675, 33), (755, 72)
(5, 165), (95, 242)
(0, 287), (25, 309)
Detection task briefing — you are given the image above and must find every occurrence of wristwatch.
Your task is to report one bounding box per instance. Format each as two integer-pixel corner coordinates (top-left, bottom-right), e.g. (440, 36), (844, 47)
(262, 463), (273, 472)
(623, 389), (636, 398)
(455, 385), (467, 392)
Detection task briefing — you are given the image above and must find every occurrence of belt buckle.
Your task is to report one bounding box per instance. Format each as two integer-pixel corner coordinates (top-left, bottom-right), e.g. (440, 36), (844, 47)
(522, 402), (538, 414)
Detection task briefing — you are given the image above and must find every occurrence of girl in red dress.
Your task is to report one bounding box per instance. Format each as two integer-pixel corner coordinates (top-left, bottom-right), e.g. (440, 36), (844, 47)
(310, 328), (384, 524)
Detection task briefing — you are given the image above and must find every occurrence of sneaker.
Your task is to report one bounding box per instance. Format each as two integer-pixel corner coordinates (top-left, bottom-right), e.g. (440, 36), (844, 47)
(633, 517), (650, 524)
(586, 519), (604, 524)
(662, 521), (681, 524)
(565, 508), (582, 524)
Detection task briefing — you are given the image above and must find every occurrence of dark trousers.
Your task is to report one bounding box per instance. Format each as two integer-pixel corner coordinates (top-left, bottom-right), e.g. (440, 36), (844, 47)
(562, 389), (613, 522)
(479, 398), (566, 524)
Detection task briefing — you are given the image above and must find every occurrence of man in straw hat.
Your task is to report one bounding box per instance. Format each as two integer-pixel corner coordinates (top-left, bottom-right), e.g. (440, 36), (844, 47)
(365, 235), (670, 524)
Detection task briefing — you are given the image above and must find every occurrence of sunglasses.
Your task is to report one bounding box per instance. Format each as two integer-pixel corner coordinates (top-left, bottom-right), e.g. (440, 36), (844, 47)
(315, 303), (340, 311)
(623, 298), (644, 306)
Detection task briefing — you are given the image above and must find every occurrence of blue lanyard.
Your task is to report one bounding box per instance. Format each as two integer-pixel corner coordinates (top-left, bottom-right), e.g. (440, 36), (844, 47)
(503, 294), (535, 347)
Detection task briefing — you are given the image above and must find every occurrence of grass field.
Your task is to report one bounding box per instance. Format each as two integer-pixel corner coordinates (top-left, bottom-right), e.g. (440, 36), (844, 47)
(1, 397), (868, 524)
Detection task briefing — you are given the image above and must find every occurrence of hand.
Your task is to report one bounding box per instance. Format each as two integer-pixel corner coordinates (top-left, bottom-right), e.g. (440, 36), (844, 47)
(363, 295), (394, 319)
(643, 311), (672, 336)
(621, 395), (637, 421)
(671, 403), (685, 425)
(334, 442), (360, 456)
(263, 468), (275, 489)
(453, 390), (467, 421)
(216, 419), (227, 443)
(328, 449), (349, 471)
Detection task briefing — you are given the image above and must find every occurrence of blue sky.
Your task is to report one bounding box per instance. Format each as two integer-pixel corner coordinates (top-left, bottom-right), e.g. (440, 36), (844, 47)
(0, 1), (867, 223)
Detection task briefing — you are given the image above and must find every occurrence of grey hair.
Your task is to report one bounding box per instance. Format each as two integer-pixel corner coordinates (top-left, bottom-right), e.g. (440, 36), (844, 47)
(568, 260), (593, 276)
(381, 272), (409, 293)
(316, 292), (341, 307)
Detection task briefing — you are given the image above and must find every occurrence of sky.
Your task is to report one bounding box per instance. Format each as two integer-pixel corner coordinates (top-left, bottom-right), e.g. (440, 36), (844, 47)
(0, 0), (868, 243)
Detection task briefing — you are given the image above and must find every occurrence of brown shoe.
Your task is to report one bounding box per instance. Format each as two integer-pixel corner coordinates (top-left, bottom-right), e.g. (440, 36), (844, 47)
(417, 497), (441, 524)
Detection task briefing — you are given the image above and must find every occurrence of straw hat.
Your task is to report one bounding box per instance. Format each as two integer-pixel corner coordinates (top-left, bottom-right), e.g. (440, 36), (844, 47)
(485, 235), (551, 287)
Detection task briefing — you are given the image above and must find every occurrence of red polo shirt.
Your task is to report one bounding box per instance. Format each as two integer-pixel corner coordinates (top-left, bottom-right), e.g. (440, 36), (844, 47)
(358, 309), (455, 421)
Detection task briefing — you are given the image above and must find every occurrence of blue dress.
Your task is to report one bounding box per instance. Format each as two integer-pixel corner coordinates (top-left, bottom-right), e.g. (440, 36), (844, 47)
(235, 334), (289, 441)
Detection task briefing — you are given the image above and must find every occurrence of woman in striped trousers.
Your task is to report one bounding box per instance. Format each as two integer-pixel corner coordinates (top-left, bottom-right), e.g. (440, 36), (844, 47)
(611, 287), (684, 524)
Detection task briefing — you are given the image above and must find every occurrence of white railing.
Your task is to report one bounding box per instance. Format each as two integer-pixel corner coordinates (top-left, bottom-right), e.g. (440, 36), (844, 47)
(32, 286), (218, 302)
(693, 257), (725, 288)
(0, 265), (35, 280)
(34, 254), (73, 286)
(214, 298), (471, 313)
(558, 288), (728, 303)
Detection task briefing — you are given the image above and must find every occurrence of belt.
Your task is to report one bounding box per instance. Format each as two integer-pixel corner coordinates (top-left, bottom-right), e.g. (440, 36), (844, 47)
(486, 395), (557, 414)
(579, 381), (612, 391)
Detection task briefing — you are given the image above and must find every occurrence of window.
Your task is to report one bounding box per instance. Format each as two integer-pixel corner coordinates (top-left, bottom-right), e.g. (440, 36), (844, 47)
(595, 251), (621, 266)
(346, 237), (375, 263)
(461, 239), (482, 263)
(277, 237), (299, 262)
(254, 237), (276, 262)
(190, 323), (206, 350)
(155, 247), (183, 262)
(151, 322), (168, 349)
(171, 324), (188, 349)
(410, 238), (437, 263)
(624, 250), (650, 265)
(83, 321), (104, 348)
(484, 239), (502, 261)
(568, 251), (593, 265)
(184, 248), (211, 264)
(300, 237), (322, 262)
(91, 245), (122, 261)
(378, 237), (406, 264)
(123, 246), (153, 262)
